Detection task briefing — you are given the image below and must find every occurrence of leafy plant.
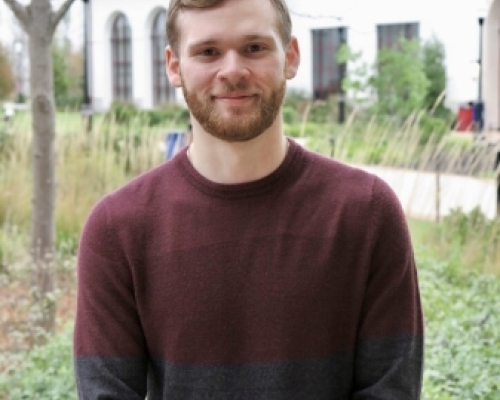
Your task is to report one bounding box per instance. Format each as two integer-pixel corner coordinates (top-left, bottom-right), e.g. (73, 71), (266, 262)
(337, 43), (372, 110)
(422, 36), (447, 113)
(370, 38), (429, 118)
(418, 249), (500, 399)
(0, 326), (76, 400)
(52, 44), (84, 110)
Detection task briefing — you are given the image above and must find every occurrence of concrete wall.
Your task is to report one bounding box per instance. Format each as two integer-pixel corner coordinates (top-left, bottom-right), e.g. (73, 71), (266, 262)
(355, 164), (498, 220)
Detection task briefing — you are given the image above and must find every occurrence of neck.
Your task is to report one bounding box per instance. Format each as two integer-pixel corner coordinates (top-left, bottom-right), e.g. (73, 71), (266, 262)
(187, 119), (288, 184)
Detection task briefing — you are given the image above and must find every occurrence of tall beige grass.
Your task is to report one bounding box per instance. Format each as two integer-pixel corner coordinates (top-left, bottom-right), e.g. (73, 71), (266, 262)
(1, 112), (173, 253)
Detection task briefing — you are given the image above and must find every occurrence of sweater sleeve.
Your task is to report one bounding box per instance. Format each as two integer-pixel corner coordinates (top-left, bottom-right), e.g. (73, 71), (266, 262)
(73, 197), (148, 400)
(352, 177), (424, 399)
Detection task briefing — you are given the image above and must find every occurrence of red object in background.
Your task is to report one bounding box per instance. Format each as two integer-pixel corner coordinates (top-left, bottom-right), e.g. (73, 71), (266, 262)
(456, 106), (474, 131)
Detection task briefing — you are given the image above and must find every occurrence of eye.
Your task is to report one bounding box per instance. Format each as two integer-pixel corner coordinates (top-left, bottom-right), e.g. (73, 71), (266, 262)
(246, 43), (265, 53)
(199, 48), (218, 57)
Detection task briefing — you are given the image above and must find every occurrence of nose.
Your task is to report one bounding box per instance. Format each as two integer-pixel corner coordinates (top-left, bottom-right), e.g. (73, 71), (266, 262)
(217, 51), (250, 84)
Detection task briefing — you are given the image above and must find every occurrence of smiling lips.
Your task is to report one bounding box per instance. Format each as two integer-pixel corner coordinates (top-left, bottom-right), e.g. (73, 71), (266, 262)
(213, 93), (257, 105)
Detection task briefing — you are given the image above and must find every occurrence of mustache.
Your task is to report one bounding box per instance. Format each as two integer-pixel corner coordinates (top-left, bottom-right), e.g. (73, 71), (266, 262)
(221, 81), (250, 93)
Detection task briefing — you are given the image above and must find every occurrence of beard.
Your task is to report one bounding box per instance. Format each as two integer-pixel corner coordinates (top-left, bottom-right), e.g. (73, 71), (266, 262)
(182, 78), (286, 143)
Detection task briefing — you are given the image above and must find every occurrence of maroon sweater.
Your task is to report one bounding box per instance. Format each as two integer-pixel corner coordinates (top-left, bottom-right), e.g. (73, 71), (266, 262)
(74, 138), (424, 399)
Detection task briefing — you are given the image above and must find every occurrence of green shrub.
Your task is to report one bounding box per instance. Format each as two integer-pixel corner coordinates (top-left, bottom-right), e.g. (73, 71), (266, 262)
(0, 326), (76, 400)
(282, 106), (298, 124)
(104, 101), (190, 128)
(419, 114), (451, 144)
(284, 88), (309, 111)
(142, 104), (190, 127)
(284, 122), (329, 138)
(55, 225), (79, 257)
(105, 100), (139, 125)
(418, 250), (500, 399)
(308, 100), (337, 124)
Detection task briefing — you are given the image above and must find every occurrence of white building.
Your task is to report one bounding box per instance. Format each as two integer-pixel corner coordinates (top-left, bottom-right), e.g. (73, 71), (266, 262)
(85, 0), (492, 122)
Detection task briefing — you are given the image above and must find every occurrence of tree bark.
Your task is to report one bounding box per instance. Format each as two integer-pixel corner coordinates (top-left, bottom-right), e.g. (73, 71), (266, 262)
(29, 0), (57, 335)
(3, 0), (78, 338)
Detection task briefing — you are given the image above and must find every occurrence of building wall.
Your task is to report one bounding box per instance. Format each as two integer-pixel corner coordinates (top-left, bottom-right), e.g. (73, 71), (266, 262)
(90, 0), (181, 111)
(484, 0), (500, 130)
(89, 0), (486, 112)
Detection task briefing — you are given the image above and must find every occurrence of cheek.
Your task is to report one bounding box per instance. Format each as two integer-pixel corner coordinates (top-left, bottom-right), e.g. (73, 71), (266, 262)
(181, 68), (212, 92)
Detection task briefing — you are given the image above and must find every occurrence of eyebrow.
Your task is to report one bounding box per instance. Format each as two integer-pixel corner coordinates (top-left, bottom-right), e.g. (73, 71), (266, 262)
(188, 34), (275, 49)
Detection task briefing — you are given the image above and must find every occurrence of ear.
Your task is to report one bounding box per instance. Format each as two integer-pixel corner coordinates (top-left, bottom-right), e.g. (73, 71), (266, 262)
(284, 36), (300, 80)
(165, 45), (182, 88)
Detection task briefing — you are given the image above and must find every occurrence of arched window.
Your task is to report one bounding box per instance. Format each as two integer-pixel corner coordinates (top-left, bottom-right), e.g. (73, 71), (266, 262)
(151, 9), (175, 105)
(111, 14), (133, 101)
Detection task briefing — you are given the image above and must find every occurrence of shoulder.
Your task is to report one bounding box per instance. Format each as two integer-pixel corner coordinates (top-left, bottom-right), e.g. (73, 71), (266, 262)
(111, 161), (174, 206)
(293, 143), (404, 221)
(296, 144), (382, 199)
(81, 159), (180, 238)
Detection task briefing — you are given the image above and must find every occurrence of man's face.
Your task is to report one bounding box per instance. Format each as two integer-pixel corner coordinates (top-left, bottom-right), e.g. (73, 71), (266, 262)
(166, 0), (299, 142)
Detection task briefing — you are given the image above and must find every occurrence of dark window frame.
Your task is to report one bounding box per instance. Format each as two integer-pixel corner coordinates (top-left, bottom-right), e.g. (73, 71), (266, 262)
(151, 9), (175, 106)
(111, 13), (133, 102)
(311, 27), (347, 101)
(377, 22), (420, 51)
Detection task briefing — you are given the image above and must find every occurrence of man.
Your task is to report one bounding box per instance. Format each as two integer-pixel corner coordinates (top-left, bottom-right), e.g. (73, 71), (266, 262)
(74, 0), (424, 398)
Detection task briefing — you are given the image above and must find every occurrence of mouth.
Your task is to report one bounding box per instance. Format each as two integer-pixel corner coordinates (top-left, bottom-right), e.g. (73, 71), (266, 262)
(213, 94), (257, 106)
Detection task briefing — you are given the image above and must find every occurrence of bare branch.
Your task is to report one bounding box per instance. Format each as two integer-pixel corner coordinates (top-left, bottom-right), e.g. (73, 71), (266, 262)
(50, 0), (78, 33)
(2, 0), (30, 32)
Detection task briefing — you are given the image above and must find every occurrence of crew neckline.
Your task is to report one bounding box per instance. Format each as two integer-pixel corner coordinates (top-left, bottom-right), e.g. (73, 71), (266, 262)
(176, 138), (305, 199)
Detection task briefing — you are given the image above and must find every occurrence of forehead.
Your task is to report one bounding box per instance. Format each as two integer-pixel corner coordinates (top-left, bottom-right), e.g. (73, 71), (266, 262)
(176, 0), (280, 48)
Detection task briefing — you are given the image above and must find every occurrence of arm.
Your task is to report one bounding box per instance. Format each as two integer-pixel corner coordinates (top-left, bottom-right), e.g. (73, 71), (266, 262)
(74, 198), (148, 399)
(353, 177), (424, 399)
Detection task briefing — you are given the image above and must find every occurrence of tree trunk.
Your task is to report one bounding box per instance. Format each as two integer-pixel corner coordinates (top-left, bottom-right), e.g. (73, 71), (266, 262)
(2, 0), (78, 341)
(28, 4), (57, 336)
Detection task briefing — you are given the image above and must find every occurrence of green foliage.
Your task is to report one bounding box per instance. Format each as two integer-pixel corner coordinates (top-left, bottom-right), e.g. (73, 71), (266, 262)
(55, 225), (79, 257)
(308, 99), (337, 124)
(52, 44), (83, 110)
(418, 250), (500, 399)
(284, 88), (309, 110)
(422, 36), (447, 111)
(370, 38), (429, 118)
(104, 100), (189, 128)
(0, 45), (15, 100)
(52, 45), (69, 106)
(337, 44), (372, 108)
(338, 36), (453, 143)
(282, 106), (298, 124)
(105, 100), (139, 125)
(144, 104), (190, 127)
(0, 326), (76, 400)
(418, 114), (452, 144)
(284, 122), (328, 138)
